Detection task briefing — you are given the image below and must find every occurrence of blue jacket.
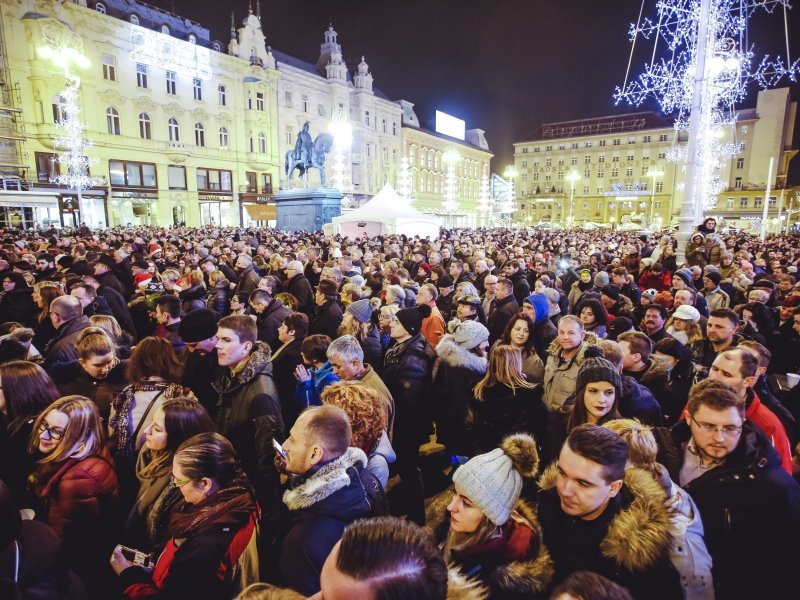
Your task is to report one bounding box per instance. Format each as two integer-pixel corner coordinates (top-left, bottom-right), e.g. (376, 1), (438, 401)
(293, 360), (339, 409)
(525, 293), (559, 362)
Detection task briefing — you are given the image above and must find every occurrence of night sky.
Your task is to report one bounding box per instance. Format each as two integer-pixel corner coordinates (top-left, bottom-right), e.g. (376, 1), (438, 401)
(169, 0), (800, 180)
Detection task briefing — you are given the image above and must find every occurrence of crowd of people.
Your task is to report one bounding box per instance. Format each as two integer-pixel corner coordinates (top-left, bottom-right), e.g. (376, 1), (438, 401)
(1, 217), (799, 599)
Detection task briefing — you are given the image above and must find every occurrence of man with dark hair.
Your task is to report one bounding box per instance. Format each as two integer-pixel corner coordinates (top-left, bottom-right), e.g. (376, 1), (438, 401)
(655, 379), (800, 600)
(487, 277), (519, 346)
(316, 517), (448, 599)
(435, 275), (456, 319)
(689, 308), (743, 370)
(504, 259), (531, 305)
(153, 294), (184, 354)
(70, 280), (113, 320)
(35, 252), (58, 281)
(537, 424), (679, 598)
(178, 308), (221, 414)
(213, 315), (283, 529)
(611, 266), (641, 306)
(642, 304), (672, 343)
(707, 348), (792, 472)
(310, 279), (343, 340)
(598, 339), (662, 426)
(249, 287), (291, 352)
(92, 254), (125, 296)
(449, 259), (473, 286)
(275, 405), (383, 596)
(81, 272), (137, 336)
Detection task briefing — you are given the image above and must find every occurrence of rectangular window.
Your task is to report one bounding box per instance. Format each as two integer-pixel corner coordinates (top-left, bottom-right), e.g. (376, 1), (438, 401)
(754, 197), (763, 208)
(627, 155), (635, 161)
(52, 98), (64, 124)
(659, 134), (668, 141)
(286, 128), (293, 146)
(736, 157), (744, 169)
(218, 85), (227, 106)
(245, 172), (257, 193)
(108, 160), (157, 188)
(382, 119), (387, 133)
(727, 197), (735, 209)
(261, 173), (272, 194)
(571, 142), (578, 149)
(739, 197), (748, 207)
(599, 140), (606, 147)
(365, 110), (371, 126)
(167, 165), (186, 190)
(584, 169), (591, 178)
(257, 92), (264, 111)
(392, 121), (397, 135)
(136, 63), (148, 88)
(654, 201), (662, 209)
(166, 71), (176, 95)
(546, 145), (552, 151)
(655, 181), (664, 193)
(284, 91), (292, 107)
(613, 138), (620, 146)
(735, 177), (743, 190)
(197, 168), (233, 191)
(193, 78), (202, 101)
(597, 171), (604, 178)
(571, 157), (577, 165)
(643, 135), (651, 143)
(302, 95), (308, 112)
(102, 54), (116, 81)
(382, 146), (388, 161)
(658, 152), (666, 159)
(584, 155), (591, 164)
(522, 160), (528, 168)
(598, 155), (605, 163)
(769, 196), (777, 208)
(545, 158), (552, 166)
(35, 152), (59, 182)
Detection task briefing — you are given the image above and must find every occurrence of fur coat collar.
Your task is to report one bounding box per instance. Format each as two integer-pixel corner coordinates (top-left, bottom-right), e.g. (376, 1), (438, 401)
(538, 463), (673, 572)
(283, 447), (368, 511)
(436, 334), (488, 373)
(545, 331), (600, 361)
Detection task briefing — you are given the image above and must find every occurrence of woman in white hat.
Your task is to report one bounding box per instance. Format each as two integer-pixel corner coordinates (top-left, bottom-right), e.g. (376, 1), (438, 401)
(665, 304), (702, 345)
(441, 433), (553, 598)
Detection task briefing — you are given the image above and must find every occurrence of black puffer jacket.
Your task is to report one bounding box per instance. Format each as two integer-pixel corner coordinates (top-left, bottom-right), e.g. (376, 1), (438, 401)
(286, 274), (314, 315)
(619, 374), (663, 426)
(358, 326), (383, 375)
(510, 271), (531, 306)
(206, 281), (230, 317)
(310, 299), (343, 341)
(256, 298), (292, 352)
(487, 295), (519, 345)
(0, 287), (37, 327)
(178, 284), (207, 314)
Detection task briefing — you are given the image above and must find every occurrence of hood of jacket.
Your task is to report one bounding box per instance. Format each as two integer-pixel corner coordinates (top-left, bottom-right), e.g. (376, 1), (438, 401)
(524, 293), (550, 325)
(436, 334), (488, 373)
(640, 355), (671, 383)
(283, 447), (369, 512)
(447, 568), (489, 600)
(538, 464), (673, 572)
(546, 331), (599, 360)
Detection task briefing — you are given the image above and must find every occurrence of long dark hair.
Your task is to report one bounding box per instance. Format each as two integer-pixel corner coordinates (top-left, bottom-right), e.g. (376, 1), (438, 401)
(741, 302), (778, 335)
(0, 360), (60, 434)
(565, 383), (621, 432)
(653, 337), (694, 387)
(500, 311), (537, 357)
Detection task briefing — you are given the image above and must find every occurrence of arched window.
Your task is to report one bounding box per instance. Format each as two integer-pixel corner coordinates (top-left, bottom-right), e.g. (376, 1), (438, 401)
(194, 123), (205, 147)
(95, 2), (106, 14)
(219, 127), (229, 148)
(168, 118), (180, 142)
(106, 107), (120, 135)
(212, 41), (222, 52)
(161, 25), (170, 35)
(130, 14), (139, 25)
(188, 34), (197, 44)
(419, 148), (426, 167)
(138, 112), (151, 139)
(258, 132), (266, 153)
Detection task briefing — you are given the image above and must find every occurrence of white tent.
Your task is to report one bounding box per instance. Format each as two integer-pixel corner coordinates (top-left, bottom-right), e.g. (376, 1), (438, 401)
(332, 183), (441, 239)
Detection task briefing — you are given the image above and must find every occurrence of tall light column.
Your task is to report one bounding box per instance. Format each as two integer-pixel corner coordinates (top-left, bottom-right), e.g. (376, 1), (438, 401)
(565, 170), (580, 228)
(502, 165), (517, 221)
(328, 118), (353, 205)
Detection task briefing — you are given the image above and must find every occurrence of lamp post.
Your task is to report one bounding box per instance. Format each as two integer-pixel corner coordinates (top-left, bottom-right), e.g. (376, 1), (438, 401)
(565, 170), (580, 228)
(647, 169), (664, 229)
(442, 150), (460, 227)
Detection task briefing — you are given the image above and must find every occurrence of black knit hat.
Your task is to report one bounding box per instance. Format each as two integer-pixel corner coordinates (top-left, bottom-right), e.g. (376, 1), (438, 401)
(178, 308), (219, 343)
(395, 304), (432, 336)
(575, 345), (623, 399)
(97, 254), (116, 269)
(317, 279), (338, 297)
(704, 271), (722, 286)
(601, 284), (621, 301)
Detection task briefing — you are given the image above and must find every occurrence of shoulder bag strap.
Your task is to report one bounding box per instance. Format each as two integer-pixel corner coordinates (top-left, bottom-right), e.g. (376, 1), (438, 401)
(131, 388), (166, 446)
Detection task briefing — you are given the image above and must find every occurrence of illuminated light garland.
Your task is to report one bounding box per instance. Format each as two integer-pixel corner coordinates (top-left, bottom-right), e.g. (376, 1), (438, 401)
(53, 78), (103, 218)
(476, 172), (493, 218)
(442, 151), (460, 216)
(328, 118), (352, 205)
(614, 0), (798, 215)
(397, 155), (414, 203)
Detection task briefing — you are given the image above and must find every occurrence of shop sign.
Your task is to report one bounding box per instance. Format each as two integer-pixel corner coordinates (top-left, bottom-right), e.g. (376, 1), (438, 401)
(112, 191), (158, 200)
(199, 194), (233, 202)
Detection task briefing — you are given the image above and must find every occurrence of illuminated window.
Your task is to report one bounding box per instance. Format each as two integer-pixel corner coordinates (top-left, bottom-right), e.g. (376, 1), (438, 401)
(106, 107), (120, 135)
(166, 71), (176, 95)
(102, 54), (116, 81)
(136, 63), (148, 88)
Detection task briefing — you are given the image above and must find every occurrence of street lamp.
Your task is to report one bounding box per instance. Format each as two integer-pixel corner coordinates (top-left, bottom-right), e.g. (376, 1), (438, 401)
(442, 150), (460, 226)
(565, 171), (580, 228)
(647, 169), (664, 229)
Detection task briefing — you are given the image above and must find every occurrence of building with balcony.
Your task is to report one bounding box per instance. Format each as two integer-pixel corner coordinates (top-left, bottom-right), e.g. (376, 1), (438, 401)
(399, 101), (492, 227)
(513, 87), (798, 232)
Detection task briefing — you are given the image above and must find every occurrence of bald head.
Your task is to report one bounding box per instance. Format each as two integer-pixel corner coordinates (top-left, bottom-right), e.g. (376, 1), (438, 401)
(50, 295), (83, 323)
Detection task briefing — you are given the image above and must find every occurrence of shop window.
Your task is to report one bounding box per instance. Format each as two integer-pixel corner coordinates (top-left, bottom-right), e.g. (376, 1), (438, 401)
(108, 160), (157, 188)
(261, 173), (272, 194)
(35, 152), (59, 182)
(168, 165), (186, 190)
(245, 172), (257, 193)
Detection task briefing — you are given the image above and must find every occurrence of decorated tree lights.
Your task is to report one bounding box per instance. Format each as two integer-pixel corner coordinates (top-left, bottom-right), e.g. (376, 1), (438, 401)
(328, 118), (353, 208)
(397, 155), (414, 204)
(614, 0), (798, 258)
(476, 172), (493, 226)
(442, 150), (460, 227)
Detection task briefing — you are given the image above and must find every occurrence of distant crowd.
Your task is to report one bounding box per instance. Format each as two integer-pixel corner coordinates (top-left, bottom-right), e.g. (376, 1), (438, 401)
(0, 217), (799, 599)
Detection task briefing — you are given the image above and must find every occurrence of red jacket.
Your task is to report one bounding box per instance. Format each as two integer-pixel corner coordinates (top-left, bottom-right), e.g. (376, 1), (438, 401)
(34, 446), (119, 537)
(638, 268), (672, 292)
(745, 392), (793, 474)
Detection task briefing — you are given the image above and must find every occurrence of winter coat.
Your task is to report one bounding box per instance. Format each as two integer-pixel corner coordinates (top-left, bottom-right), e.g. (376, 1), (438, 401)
(537, 464), (681, 600)
(309, 299), (343, 341)
(542, 337), (596, 411)
(276, 448), (385, 595)
(97, 284), (138, 336)
(153, 321), (185, 355)
(354, 364), (395, 439)
(620, 374), (663, 426)
(568, 280), (593, 310)
(688, 333), (744, 370)
(637, 356), (689, 427)
(256, 298), (292, 353)
(529, 295), (558, 363)
(655, 421), (800, 599)
(233, 265), (260, 297)
(212, 343), (284, 521)
(421, 305), (447, 351)
(510, 271), (531, 306)
(181, 349), (223, 416)
(81, 295), (113, 319)
(433, 335), (488, 455)
(50, 359), (129, 420)
(270, 339), (304, 433)
(42, 315), (91, 372)
(487, 295), (519, 346)
(686, 239), (708, 268)
(521, 349), (545, 383)
(0, 287), (37, 327)
(467, 382), (548, 459)
(96, 269), (125, 297)
(178, 284), (207, 314)
(367, 431), (396, 488)
(293, 360), (339, 411)
(32, 317), (59, 356)
(382, 333), (436, 448)
(286, 274), (314, 315)
(205, 281), (230, 317)
(700, 287), (729, 312)
(434, 498), (555, 599)
(637, 268), (672, 292)
(357, 326), (383, 375)
(0, 415), (39, 510)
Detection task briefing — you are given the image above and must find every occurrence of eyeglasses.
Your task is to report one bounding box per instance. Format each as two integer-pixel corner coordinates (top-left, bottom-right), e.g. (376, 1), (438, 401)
(38, 422), (65, 441)
(170, 474), (192, 487)
(691, 421), (743, 436)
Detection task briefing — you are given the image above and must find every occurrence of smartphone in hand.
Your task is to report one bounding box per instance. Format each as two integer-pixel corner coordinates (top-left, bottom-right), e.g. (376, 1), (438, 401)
(273, 438), (287, 460)
(117, 545), (155, 570)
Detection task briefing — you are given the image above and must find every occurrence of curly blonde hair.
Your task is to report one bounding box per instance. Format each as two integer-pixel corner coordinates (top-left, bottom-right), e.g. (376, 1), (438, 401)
(321, 381), (386, 453)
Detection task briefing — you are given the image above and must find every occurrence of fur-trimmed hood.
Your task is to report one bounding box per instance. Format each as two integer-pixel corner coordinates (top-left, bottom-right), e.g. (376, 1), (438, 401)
(545, 331), (599, 360)
(538, 464), (673, 572)
(447, 568), (489, 600)
(436, 334), (488, 373)
(230, 341), (273, 386)
(283, 447), (368, 511)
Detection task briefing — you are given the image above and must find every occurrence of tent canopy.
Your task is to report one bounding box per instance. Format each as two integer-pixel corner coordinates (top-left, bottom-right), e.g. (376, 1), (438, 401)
(332, 183), (441, 239)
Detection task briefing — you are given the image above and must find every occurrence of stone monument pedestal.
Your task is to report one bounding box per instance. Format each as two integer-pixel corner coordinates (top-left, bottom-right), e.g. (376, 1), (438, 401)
(274, 187), (343, 232)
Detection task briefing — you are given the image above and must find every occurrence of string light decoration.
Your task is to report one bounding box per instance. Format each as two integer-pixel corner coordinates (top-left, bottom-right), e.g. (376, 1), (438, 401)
(328, 118), (353, 206)
(442, 150), (460, 218)
(614, 0), (798, 229)
(476, 172), (493, 223)
(52, 78), (103, 219)
(397, 155), (414, 203)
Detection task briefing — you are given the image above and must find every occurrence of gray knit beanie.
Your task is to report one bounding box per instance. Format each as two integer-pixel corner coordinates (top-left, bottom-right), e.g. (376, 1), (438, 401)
(594, 271), (609, 288)
(452, 433), (539, 525)
(345, 298), (373, 324)
(452, 320), (489, 350)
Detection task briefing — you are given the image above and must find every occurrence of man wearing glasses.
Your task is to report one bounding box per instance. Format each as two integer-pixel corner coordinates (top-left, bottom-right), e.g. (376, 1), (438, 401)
(655, 379), (800, 600)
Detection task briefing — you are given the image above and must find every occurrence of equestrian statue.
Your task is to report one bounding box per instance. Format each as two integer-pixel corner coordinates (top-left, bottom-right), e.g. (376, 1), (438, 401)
(285, 121), (334, 187)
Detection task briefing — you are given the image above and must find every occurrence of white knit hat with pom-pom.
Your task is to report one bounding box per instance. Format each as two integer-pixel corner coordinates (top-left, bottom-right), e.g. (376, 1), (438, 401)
(452, 433), (539, 525)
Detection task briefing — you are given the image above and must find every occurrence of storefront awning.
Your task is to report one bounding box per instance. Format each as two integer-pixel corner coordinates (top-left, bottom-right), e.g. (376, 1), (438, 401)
(244, 204), (276, 220)
(0, 193), (60, 208)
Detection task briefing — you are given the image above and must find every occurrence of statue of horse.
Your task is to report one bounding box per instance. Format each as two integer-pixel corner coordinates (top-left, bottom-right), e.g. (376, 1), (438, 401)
(285, 133), (334, 188)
